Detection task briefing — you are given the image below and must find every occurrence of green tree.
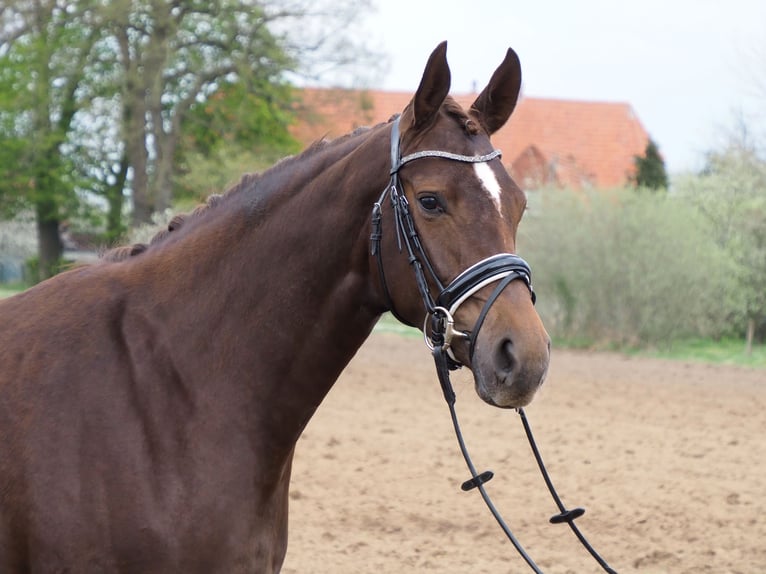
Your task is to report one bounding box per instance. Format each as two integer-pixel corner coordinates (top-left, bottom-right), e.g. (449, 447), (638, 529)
(1, 0), (381, 269)
(175, 79), (300, 201)
(0, 1), (104, 279)
(105, 1), (288, 224)
(105, 0), (381, 226)
(634, 138), (668, 190)
(676, 143), (766, 354)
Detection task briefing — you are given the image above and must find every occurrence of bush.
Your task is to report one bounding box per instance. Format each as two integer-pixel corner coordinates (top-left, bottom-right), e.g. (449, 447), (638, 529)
(518, 188), (736, 348)
(675, 145), (766, 347)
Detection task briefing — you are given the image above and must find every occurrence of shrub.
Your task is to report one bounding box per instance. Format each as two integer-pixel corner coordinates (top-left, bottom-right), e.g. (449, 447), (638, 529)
(518, 188), (736, 348)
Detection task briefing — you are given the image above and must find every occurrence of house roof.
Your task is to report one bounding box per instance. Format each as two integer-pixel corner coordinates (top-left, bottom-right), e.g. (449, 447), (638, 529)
(291, 88), (650, 190)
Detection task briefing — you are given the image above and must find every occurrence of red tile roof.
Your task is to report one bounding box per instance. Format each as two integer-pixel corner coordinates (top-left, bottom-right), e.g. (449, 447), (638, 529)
(291, 88), (650, 190)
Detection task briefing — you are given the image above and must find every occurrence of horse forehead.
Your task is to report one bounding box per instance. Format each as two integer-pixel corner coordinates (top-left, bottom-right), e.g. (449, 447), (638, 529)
(473, 162), (503, 214)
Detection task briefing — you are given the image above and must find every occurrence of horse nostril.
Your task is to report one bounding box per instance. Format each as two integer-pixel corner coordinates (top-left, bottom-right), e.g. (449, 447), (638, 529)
(494, 338), (517, 377)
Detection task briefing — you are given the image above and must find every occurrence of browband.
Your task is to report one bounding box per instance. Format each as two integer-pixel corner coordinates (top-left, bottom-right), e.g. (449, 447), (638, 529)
(389, 116), (502, 175)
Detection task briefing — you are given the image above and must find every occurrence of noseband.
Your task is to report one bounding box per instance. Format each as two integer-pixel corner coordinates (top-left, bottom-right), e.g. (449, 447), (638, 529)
(369, 117), (617, 573)
(370, 116), (535, 366)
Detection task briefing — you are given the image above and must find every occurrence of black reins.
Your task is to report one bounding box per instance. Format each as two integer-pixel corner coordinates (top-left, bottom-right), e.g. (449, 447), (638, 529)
(432, 343), (618, 574)
(370, 116), (618, 573)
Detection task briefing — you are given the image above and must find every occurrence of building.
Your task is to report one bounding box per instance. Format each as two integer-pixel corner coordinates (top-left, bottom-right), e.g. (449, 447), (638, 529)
(291, 88), (650, 190)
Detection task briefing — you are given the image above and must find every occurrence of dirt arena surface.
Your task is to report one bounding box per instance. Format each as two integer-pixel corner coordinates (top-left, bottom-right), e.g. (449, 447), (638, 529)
(281, 332), (765, 574)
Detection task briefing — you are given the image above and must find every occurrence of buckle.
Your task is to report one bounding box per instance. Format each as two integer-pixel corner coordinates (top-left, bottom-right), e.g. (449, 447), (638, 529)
(423, 306), (469, 353)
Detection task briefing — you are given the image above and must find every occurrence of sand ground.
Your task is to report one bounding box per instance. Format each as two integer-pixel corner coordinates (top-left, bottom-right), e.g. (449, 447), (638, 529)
(281, 333), (766, 574)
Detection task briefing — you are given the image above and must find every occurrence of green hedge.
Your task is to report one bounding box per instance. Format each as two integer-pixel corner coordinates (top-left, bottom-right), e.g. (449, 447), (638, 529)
(519, 188), (737, 348)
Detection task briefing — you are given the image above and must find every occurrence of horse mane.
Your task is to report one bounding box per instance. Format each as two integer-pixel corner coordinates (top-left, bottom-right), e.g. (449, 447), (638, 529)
(100, 136), (364, 263)
(100, 189), (238, 262)
(102, 99), (477, 263)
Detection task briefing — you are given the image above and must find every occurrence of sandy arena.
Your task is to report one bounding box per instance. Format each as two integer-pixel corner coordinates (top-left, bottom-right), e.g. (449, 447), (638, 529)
(281, 332), (765, 574)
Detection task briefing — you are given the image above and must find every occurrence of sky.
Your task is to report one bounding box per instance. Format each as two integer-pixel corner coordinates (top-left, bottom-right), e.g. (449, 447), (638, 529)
(359, 0), (766, 174)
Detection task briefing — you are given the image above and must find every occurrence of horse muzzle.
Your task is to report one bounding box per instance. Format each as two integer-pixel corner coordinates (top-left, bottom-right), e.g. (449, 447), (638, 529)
(428, 253), (551, 408)
(475, 327), (551, 408)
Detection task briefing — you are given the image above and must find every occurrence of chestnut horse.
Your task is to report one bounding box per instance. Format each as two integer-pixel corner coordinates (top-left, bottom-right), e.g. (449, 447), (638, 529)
(0, 42), (549, 573)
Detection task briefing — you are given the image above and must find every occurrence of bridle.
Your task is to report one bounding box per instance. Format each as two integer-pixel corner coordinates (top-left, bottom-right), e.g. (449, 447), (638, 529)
(370, 116), (618, 573)
(370, 116), (535, 368)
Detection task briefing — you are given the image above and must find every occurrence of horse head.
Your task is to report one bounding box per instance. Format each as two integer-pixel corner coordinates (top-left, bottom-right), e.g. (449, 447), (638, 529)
(374, 42), (550, 408)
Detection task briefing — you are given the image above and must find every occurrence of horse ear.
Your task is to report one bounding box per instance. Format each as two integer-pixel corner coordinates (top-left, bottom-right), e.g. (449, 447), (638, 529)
(404, 41), (451, 131)
(471, 47), (522, 135)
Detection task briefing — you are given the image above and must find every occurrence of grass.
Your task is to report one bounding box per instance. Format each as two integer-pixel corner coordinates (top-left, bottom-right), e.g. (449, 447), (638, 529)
(377, 315), (765, 369)
(0, 284), (26, 299)
(373, 313), (420, 338)
(636, 338), (766, 368)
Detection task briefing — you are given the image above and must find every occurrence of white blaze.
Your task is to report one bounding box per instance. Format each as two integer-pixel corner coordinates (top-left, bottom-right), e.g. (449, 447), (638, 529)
(473, 162), (503, 216)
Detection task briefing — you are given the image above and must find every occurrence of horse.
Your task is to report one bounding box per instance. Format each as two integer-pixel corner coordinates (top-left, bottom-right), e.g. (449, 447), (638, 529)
(0, 42), (550, 573)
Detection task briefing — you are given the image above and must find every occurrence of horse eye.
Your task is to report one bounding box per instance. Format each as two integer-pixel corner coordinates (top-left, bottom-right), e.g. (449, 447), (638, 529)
(418, 194), (442, 213)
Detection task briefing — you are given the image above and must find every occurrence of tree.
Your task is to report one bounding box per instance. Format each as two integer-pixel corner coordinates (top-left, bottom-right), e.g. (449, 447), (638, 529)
(633, 138), (668, 190)
(1, 0), (382, 273)
(0, 0), (104, 279)
(105, 0), (381, 226)
(676, 142), (766, 354)
(174, 79), (300, 201)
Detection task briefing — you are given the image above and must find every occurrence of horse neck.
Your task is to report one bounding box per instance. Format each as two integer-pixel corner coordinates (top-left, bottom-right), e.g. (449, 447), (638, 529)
(122, 125), (393, 463)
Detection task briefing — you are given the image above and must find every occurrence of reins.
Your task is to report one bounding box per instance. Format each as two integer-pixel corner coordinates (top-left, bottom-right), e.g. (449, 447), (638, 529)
(431, 337), (618, 573)
(371, 116), (618, 573)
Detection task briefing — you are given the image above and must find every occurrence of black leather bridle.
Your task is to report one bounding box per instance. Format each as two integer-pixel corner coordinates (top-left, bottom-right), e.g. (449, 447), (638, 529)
(370, 116), (535, 368)
(369, 116), (618, 573)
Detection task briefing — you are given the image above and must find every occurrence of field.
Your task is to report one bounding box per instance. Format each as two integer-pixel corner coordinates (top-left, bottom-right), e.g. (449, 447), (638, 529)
(282, 332), (766, 574)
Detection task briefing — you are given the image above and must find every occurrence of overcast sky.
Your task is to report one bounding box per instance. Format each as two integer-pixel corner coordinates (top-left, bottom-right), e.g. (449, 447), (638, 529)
(359, 0), (765, 174)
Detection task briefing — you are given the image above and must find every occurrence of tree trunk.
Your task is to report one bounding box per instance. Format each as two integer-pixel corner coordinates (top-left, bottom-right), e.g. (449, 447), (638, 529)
(34, 199), (63, 281)
(126, 91), (152, 227)
(153, 125), (177, 213)
(147, 5), (172, 214)
(745, 318), (755, 356)
(117, 24), (152, 228)
(105, 157), (129, 243)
